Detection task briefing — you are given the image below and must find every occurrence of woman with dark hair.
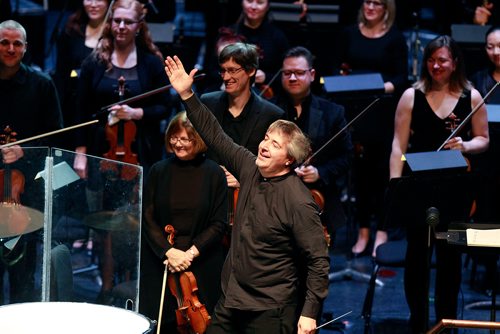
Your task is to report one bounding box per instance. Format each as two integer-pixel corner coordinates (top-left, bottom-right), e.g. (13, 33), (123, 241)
(140, 111), (227, 333)
(470, 25), (500, 102)
(55, 0), (110, 149)
(73, 0), (170, 178)
(390, 35), (489, 332)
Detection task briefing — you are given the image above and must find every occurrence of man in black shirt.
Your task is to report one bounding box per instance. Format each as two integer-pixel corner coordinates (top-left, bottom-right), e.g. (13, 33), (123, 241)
(0, 19), (63, 305)
(165, 55), (330, 334)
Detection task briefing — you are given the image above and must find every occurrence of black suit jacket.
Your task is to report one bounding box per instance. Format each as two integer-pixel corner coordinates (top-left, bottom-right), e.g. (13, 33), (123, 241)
(274, 93), (353, 230)
(200, 91), (284, 163)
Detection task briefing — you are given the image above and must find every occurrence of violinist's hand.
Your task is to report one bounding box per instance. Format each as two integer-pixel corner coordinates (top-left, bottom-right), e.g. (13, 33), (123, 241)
(220, 165), (240, 188)
(165, 247), (192, 272)
(1, 145), (24, 164)
(474, 3), (493, 25)
(74, 146), (88, 179)
(443, 136), (465, 152)
(165, 56), (197, 100)
(297, 315), (316, 334)
(255, 69), (266, 84)
(295, 165), (319, 183)
(108, 104), (143, 122)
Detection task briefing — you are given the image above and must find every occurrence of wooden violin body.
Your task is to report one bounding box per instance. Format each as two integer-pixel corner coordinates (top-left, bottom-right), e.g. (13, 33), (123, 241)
(310, 189), (331, 247)
(100, 76), (139, 180)
(167, 271), (211, 334)
(164, 224), (211, 334)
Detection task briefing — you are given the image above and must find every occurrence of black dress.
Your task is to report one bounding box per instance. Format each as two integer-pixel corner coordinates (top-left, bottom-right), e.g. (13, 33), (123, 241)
(404, 89), (473, 333)
(139, 154), (228, 332)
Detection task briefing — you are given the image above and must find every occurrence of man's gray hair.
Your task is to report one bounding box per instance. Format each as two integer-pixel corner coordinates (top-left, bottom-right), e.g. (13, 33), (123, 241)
(0, 20), (27, 42)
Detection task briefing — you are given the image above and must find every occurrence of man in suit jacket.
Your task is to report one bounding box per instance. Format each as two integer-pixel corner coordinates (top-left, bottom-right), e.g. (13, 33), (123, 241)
(274, 46), (352, 238)
(200, 42), (284, 191)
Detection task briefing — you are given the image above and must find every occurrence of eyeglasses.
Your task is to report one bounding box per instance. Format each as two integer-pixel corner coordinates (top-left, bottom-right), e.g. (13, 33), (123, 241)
(111, 18), (139, 26)
(363, 0), (385, 7)
(219, 67), (244, 76)
(169, 136), (193, 145)
(281, 69), (311, 78)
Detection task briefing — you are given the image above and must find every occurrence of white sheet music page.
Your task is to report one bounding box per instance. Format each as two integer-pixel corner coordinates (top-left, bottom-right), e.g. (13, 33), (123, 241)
(466, 229), (500, 247)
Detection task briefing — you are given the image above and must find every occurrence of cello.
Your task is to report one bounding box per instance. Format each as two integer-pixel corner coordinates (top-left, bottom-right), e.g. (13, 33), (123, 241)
(100, 76), (139, 180)
(164, 224), (211, 334)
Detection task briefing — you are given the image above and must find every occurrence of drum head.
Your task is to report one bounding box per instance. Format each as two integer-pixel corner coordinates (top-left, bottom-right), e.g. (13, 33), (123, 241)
(0, 302), (154, 334)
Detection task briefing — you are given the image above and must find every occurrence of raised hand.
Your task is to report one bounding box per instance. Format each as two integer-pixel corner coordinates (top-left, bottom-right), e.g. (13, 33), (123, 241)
(164, 55), (198, 100)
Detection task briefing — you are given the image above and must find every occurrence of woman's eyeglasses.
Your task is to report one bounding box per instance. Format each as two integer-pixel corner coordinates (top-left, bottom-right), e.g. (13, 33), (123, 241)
(169, 137), (193, 145)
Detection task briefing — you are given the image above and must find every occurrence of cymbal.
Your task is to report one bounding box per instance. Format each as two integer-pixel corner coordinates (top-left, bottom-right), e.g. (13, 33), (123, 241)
(83, 210), (139, 231)
(0, 202), (44, 238)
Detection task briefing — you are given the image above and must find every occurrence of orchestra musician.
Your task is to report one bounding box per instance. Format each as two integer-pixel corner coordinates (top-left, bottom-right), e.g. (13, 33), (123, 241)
(337, 0), (409, 257)
(72, 0), (170, 303)
(54, 0), (110, 150)
(274, 46), (353, 244)
(140, 111), (227, 333)
(231, 0), (290, 91)
(390, 35), (489, 333)
(198, 42), (284, 239)
(0, 19), (64, 304)
(165, 54), (329, 334)
(73, 0), (170, 179)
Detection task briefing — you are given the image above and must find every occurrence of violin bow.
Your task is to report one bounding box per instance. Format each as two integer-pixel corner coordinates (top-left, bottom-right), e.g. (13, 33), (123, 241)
(258, 69), (282, 98)
(302, 97), (380, 166)
(316, 310), (352, 330)
(157, 263), (168, 334)
(0, 120), (99, 149)
(95, 73), (207, 117)
(437, 81), (500, 151)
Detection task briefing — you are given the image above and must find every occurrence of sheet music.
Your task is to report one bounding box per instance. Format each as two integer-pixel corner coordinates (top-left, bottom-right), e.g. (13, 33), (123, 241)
(466, 228), (500, 247)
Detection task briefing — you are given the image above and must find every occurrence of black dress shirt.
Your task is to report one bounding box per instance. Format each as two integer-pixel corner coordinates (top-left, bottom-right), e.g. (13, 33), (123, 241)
(182, 93), (330, 319)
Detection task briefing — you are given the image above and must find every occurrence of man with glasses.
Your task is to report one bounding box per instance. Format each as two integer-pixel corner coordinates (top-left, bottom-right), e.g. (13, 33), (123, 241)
(274, 46), (352, 243)
(199, 42), (284, 236)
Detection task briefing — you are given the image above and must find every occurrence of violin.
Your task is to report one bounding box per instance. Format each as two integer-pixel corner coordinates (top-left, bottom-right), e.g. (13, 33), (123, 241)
(100, 76), (139, 180)
(444, 113), (476, 216)
(164, 225), (211, 334)
(0, 126), (25, 204)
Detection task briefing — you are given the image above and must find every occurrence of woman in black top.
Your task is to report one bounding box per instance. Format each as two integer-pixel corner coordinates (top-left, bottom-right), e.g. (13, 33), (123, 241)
(391, 35), (488, 333)
(140, 111), (227, 333)
(339, 0), (408, 257)
(55, 0), (110, 148)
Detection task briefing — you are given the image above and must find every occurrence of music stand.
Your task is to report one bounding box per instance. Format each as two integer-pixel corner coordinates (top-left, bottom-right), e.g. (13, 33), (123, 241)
(384, 150), (476, 332)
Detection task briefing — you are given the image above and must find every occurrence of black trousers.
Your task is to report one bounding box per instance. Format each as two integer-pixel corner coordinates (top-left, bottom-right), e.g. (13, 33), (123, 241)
(207, 296), (297, 334)
(404, 226), (462, 334)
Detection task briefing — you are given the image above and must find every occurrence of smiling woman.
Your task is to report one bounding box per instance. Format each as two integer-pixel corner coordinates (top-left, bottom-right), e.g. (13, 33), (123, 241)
(141, 110), (227, 333)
